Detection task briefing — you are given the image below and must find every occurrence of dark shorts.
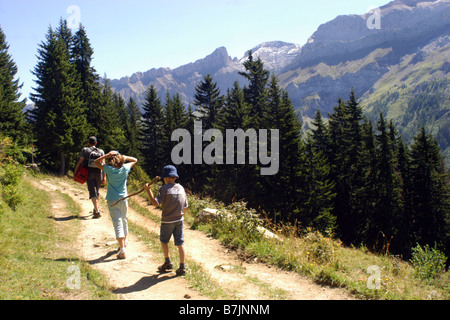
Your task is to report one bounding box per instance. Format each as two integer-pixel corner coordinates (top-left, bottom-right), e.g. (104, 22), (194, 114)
(160, 221), (184, 246)
(87, 169), (102, 199)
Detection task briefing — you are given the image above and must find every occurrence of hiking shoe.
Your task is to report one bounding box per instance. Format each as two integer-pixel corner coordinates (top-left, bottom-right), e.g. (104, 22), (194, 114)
(93, 210), (101, 219)
(176, 266), (186, 276)
(117, 249), (126, 259)
(157, 261), (173, 273)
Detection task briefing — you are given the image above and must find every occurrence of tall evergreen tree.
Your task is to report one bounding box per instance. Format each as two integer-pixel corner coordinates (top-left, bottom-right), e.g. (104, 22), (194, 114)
(238, 51), (270, 129)
(126, 97), (143, 158)
(409, 127), (448, 250)
(263, 76), (304, 219)
(352, 119), (378, 244)
(371, 113), (401, 251)
(0, 26), (28, 145)
(70, 24), (102, 137)
(30, 26), (87, 174)
(303, 109), (337, 234)
(310, 110), (328, 155)
(213, 81), (254, 202)
(395, 138), (414, 255)
(96, 76), (126, 152)
(327, 91), (364, 244)
(193, 74), (223, 130)
(192, 75), (223, 192)
(140, 84), (165, 176)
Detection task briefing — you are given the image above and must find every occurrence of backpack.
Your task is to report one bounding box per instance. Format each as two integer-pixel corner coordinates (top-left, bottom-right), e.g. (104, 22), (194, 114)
(87, 147), (103, 168)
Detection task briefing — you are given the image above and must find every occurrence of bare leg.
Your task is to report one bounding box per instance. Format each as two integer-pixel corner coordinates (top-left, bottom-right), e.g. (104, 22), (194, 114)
(161, 242), (170, 259)
(177, 245), (185, 264)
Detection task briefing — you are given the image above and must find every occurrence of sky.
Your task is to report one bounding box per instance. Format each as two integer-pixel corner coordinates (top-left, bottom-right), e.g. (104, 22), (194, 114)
(0, 0), (389, 101)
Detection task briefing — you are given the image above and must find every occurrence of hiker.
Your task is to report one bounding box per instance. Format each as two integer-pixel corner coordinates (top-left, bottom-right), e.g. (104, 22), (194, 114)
(144, 165), (188, 276)
(74, 136), (105, 219)
(94, 151), (138, 259)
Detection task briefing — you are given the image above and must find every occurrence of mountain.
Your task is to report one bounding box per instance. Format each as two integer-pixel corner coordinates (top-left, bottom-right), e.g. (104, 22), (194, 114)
(110, 41), (301, 107)
(109, 0), (449, 160)
(281, 0), (449, 117)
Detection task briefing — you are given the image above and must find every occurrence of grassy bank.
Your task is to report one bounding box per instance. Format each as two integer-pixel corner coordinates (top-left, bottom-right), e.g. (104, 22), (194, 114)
(0, 175), (115, 300)
(183, 195), (450, 300)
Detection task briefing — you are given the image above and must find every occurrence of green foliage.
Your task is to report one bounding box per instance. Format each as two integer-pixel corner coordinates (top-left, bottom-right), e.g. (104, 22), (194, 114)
(29, 21), (88, 174)
(209, 201), (264, 248)
(0, 27), (29, 145)
(410, 243), (447, 280)
(0, 163), (24, 210)
(365, 79), (449, 166)
(194, 74), (223, 130)
(303, 230), (338, 265)
(0, 136), (25, 210)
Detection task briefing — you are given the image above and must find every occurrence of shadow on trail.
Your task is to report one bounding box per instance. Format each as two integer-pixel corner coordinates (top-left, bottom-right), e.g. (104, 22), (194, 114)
(113, 273), (178, 294)
(48, 214), (94, 222)
(88, 250), (119, 265)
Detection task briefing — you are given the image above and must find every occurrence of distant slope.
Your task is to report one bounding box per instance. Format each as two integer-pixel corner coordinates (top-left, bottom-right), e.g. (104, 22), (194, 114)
(109, 0), (450, 159)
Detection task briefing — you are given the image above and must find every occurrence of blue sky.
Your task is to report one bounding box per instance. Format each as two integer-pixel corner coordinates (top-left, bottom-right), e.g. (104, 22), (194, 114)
(0, 0), (389, 101)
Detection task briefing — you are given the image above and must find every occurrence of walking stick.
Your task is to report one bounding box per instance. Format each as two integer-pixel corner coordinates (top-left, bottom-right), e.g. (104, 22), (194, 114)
(110, 176), (161, 207)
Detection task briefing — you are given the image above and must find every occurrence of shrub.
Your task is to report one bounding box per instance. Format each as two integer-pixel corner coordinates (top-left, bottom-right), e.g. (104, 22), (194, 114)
(0, 163), (24, 210)
(304, 230), (338, 265)
(410, 243), (447, 280)
(210, 201), (263, 248)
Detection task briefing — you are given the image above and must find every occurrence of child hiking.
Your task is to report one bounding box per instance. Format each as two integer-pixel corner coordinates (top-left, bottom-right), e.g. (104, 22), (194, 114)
(94, 151), (137, 259)
(145, 165), (188, 276)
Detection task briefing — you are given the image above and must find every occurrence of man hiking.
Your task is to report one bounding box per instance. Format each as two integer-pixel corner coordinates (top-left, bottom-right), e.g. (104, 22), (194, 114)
(74, 136), (105, 219)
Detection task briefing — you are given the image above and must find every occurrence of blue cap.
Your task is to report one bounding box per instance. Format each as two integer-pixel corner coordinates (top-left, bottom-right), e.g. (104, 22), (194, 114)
(161, 165), (179, 179)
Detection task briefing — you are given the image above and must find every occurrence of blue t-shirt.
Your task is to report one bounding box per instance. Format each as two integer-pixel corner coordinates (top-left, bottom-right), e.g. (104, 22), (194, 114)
(103, 163), (132, 201)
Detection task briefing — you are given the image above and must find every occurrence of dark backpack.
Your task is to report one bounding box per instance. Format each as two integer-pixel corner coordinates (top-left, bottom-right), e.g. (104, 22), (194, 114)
(87, 147), (103, 168)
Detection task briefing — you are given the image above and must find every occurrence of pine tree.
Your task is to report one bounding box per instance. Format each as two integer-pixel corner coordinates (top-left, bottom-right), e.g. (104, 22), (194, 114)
(263, 75), (304, 220)
(302, 110), (337, 234)
(352, 119), (378, 244)
(327, 91), (364, 244)
(30, 26), (87, 175)
(193, 74), (223, 130)
(110, 92), (129, 152)
(371, 113), (401, 251)
(395, 138), (414, 255)
(70, 24), (102, 137)
(140, 84), (165, 176)
(409, 127), (448, 250)
(126, 97), (142, 158)
(238, 51), (270, 129)
(310, 110), (328, 155)
(304, 135), (337, 234)
(0, 26), (28, 145)
(95, 78), (122, 152)
(213, 81), (253, 203)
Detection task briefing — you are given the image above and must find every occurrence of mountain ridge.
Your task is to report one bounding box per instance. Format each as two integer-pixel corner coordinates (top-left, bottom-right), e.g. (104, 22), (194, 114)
(108, 0), (449, 160)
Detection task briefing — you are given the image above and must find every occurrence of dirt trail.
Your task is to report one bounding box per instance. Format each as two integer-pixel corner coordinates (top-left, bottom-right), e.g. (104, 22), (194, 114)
(35, 176), (355, 300)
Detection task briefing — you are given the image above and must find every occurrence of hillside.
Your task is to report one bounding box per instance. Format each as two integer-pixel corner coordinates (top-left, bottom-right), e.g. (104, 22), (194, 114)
(109, 0), (450, 158)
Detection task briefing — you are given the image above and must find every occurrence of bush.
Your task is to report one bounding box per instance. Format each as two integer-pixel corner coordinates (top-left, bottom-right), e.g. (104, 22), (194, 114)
(304, 230), (338, 265)
(210, 201), (263, 248)
(410, 243), (447, 280)
(0, 163), (24, 210)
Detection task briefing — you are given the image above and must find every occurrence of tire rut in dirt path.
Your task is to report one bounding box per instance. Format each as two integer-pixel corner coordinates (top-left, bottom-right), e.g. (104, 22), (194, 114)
(35, 177), (205, 300)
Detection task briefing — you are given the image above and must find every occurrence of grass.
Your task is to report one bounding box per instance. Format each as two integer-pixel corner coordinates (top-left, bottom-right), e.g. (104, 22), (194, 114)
(184, 194), (450, 300)
(0, 176), (116, 300)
